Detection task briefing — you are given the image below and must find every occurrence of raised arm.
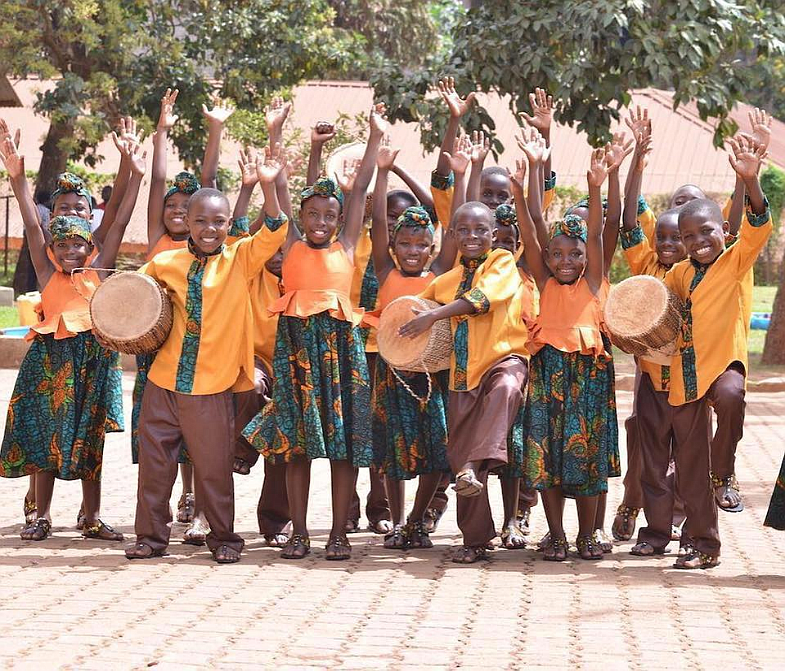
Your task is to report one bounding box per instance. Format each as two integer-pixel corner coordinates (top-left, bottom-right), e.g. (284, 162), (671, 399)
(265, 96), (293, 221)
(603, 132), (634, 275)
(585, 148), (608, 295)
(728, 135), (767, 215)
(94, 142), (146, 269)
(339, 104), (385, 254)
(307, 121), (336, 187)
(510, 157), (550, 291)
(466, 130), (490, 201)
(518, 127), (551, 251)
(234, 148), (258, 223)
(257, 143), (287, 221)
(371, 137), (398, 284)
(622, 120), (652, 232)
(435, 77), (476, 178)
(391, 163), (434, 209)
(200, 96), (235, 189)
(147, 88), (178, 251)
(519, 88), (554, 184)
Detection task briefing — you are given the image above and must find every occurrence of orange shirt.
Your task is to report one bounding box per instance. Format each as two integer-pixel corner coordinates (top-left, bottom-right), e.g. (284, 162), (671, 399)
(250, 269), (284, 375)
(29, 265), (101, 341)
(528, 277), (607, 358)
(146, 234), (188, 262)
(270, 240), (363, 326)
(363, 269), (435, 330)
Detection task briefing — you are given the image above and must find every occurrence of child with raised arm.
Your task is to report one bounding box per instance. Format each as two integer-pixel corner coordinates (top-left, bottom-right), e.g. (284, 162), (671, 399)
(517, 149), (620, 562)
(242, 106), (386, 561)
(126, 144), (289, 565)
(0, 123), (145, 541)
(363, 137), (450, 550)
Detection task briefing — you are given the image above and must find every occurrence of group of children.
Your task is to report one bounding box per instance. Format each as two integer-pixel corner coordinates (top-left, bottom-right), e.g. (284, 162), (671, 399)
(0, 78), (779, 569)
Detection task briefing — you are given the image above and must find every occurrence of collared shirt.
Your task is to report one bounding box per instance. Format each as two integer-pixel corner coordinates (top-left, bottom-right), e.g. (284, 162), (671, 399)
(419, 248), (529, 392)
(139, 215), (288, 395)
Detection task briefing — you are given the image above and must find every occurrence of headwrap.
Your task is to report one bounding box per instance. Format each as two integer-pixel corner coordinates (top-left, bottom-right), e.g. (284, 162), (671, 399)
(49, 215), (93, 244)
(300, 177), (344, 210)
(393, 206), (434, 237)
(549, 214), (587, 243)
(165, 171), (201, 201)
(565, 195), (608, 215)
(51, 172), (92, 211)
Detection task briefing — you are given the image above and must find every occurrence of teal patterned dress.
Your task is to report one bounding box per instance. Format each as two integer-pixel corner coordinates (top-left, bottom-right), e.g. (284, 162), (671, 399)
(372, 360), (450, 480)
(0, 332), (124, 481)
(764, 453), (785, 531)
(523, 338), (620, 497)
(243, 313), (373, 466)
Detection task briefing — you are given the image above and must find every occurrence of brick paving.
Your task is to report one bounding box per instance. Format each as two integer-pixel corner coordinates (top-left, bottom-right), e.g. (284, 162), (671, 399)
(0, 369), (783, 670)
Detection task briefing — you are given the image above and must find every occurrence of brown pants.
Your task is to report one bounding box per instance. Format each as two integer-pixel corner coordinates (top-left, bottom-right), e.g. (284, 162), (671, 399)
(636, 373), (719, 555)
(135, 381), (243, 553)
(234, 362), (290, 536)
(707, 363), (746, 480)
(448, 357), (529, 548)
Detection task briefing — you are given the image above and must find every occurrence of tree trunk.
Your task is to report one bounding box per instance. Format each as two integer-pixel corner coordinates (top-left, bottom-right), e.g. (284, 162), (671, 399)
(12, 234), (38, 296)
(762, 260), (785, 365)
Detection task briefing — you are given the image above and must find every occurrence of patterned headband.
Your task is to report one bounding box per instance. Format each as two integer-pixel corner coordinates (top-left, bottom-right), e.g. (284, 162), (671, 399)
(51, 172), (92, 211)
(565, 195), (608, 215)
(393, 206), (434, 237)
(300, 177), (344, 210)
(165, 171), (201, 201)
(550, 214), (587, 242)
(49, 215), (93, 244)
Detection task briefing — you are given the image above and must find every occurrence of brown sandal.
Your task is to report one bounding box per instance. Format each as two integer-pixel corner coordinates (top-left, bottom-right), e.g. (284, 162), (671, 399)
(384, 524), (408, 549)
(593, 529), (614, 553)
(177, 493), (195, 523)
(454, 469), (483, 498)
(542, 535), (568, 562)
(82, 519), (124, 541)
(673, 546), (719, 570)
(451, 545), (488, 564)
(325, 534), (352, 561)
(404, 520), (432, 549)
(212, 544), (241, 564)
(21, 518), (51, 541)
(423, 506), (444, 533)
(630, 541), (665, 556)
(576, 535), (603, 560)
(281, 534), (310, 559)
(23, 496), (37, 525)
(125, 542), (167, 559)
(611, 504), (639, 541)
(712, 473), (744, 513)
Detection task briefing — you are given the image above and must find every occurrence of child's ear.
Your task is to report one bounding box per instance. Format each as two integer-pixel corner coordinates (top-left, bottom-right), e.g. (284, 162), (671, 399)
(722, 220), (730, 234)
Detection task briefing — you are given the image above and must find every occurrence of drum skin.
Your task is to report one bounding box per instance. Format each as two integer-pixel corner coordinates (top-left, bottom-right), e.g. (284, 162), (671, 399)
(89, 272), (173, 355)
(377, 296), (453, 373)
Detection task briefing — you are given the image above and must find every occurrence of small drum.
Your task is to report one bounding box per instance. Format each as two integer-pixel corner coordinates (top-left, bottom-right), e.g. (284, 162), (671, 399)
(603, 276), (683, 366)
(377, 296), (453, 373)
(89, 272), (173, 354)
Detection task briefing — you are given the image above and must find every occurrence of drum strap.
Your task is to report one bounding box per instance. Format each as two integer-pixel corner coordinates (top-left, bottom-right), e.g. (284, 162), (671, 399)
(390, 363), (433, 407)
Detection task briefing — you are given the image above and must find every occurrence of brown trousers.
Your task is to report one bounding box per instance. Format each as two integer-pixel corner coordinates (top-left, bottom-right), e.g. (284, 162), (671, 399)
(707, 363), (746, 480)
(636, 373), (719, 555)
(448, 357), (529, 548)
(234, 362), (290, 536)
(135, 381), (244, 553)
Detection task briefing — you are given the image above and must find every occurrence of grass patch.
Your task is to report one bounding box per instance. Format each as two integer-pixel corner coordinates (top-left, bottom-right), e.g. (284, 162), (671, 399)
(0, 306), (19, 329)
(752, 285), (777, 313)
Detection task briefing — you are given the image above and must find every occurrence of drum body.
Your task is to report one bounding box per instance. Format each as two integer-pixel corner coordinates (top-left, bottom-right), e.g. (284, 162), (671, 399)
(603, 276), (683, 366)
(90, 272), (173, 354)
(377, 296), (453, 373)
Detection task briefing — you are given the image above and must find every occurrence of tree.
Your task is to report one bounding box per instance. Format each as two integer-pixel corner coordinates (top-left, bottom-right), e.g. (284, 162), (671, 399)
(761, 165), (785, 365)
(372, 0), (785, 154)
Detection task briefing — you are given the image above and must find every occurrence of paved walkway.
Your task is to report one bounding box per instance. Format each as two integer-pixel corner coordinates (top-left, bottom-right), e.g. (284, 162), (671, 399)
(0, 370), (783, 670)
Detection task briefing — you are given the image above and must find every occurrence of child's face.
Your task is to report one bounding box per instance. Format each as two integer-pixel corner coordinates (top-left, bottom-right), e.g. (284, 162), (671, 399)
(454, 209), (493, 259)
(50, 236), (92, 273)
(300, 195), (341, 248)
(387, 195), (411, 237)
(493, 224), (519, 255)
(187, 196), (230, 254)
(480, 173), (512, 210)
(53, 193), (91, 220)
(654, 213), (686, 267)
(545, 235), (587, 284)
(669, 185), (705, 209)
(164, 192), (191, 238)
(392, 227), (433, 276)
(265, 248), (284, 278)
(678, 212), (728, 265)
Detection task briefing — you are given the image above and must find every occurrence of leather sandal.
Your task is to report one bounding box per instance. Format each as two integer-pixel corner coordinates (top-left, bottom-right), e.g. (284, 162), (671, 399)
(712, 473), (744, 513)
(384, 524), (408, 549)
(454, 469), (483, 497)
(21, 518), (51, 541)
(23, 496), (37, 525)
(82, 519), (124, 541)
(325, 534), (351, 561)
(630, 541), (665, 556)
(125, 542), (167, 559)
(281, 534), (310, 559)
(404, 519), (433, 549)
(611, 504), (639, 540)
(673, 545), (720, 570)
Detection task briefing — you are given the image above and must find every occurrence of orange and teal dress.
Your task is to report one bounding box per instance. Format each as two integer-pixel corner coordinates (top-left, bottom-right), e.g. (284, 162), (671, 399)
(364, 269), (449, 481)
(242, 240), (373, 466)
(0, 264), (123, 481)
(523, 277), (620, 497)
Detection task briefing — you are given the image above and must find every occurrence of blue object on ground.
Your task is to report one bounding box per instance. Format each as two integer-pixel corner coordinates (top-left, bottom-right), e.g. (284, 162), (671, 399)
(1, 326), (31, 338)
(750, 312), (771, 331)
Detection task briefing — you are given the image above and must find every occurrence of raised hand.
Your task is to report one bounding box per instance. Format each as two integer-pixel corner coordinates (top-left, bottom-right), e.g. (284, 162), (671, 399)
(201, 94), (235, 126)
(587, 147), (609, 188)
(256, 143), (288, 184)
(604, 132), (634, 172)
(442, 132), (473, 175)
(369, 102), (389, 137)
(128, 142), (148, 176)
(470, 130), (491, 164)
(336, 158), (361, 194)
(311, 121), (336, 145)
(517, 126), (550, 165)
(377, 135), (399, 171)
(748, 107), (772, 152)
(118, 116), (143, 145)
(265, 95), (292, 132)
(728, 134), (767, 181)
(238, 148), (259, 187)
(519, 88), (554, 133)
(0, 119), (24, 179)
(625, 105), (650, 143)
(437, 76), (477, 119)
(157, 88), (179, 130)
(508, 158), (527, 191)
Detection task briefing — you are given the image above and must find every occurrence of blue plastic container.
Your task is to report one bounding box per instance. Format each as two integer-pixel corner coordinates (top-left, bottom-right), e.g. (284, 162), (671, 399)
(1, 326), (31, 338)
(750, 312), (771, 331)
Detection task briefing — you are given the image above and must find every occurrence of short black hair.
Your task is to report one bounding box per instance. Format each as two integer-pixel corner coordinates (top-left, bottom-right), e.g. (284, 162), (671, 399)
(387, 189), (418, 209)
(187, 187), (230, 213)
(656, 208), (680, 225)
(453, 200), (494, 223)
(480, 166), (509, 180)
(678, 198), (722, 225)
(101, 185), (112, 201)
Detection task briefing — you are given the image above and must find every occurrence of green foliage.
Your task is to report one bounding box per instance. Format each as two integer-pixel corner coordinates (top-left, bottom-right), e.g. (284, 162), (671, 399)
(372, 0), (785, 155)
(761, 164), (785, 226)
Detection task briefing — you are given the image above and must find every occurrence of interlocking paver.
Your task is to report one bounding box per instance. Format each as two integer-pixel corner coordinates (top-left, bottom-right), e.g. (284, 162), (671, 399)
(0, 370), (783, 669)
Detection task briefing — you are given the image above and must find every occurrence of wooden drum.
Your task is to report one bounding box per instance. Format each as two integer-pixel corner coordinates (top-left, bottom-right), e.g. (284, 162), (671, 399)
(377, 296), (453, 373)
(603, 275), (683, 366)
(89, 272), (173, 354)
